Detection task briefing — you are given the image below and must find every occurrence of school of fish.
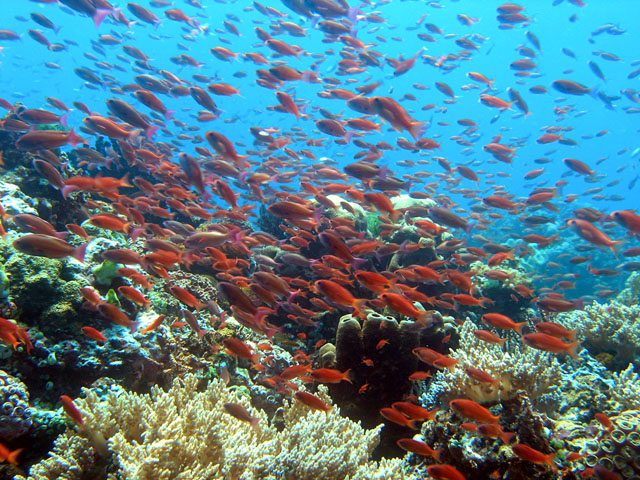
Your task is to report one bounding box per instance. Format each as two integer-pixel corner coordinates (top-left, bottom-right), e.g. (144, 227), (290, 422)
(1, 0), (639, 478)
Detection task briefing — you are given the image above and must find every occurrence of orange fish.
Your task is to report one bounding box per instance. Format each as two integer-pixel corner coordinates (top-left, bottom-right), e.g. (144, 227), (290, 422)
(450, 399), (500, 424)
(397, 438), (440, 460)
(521, 333), (580, 359)
(511, 444), (557, 471)
(379, 407), (419, 429)
(294, 391), (332, 414)
(169, 286), (206, 311)
(380, 292), (432, 325)
(223, 402), (259, 428)
(481, 313), (527, 334)
(80, 326), (107, 343)
(60, 394), (84, 425)
(567, 218), (623, 254)
(97, 302), (139, 333)
(0, 442), (23, 466)
(309, 368), (352, 384)
(13, 234), (87, 263)
(426, 465), (467, 480)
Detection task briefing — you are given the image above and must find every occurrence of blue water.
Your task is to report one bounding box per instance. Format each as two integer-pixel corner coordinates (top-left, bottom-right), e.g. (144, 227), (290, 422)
(1, 0), (639, 296)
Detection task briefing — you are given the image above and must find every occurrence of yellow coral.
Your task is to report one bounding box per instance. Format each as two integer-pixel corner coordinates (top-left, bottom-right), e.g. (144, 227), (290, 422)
(27, 375), (413, 480)
(435, 319), (563, 404)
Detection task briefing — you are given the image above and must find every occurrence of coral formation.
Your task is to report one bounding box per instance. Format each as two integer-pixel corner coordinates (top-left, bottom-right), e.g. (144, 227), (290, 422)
(27, 374), (414, 480)
(610, 364), (640, 410)
(426, 319), (564, 406)
(557, 301), (640, 369)
(0, 370), (33, 440)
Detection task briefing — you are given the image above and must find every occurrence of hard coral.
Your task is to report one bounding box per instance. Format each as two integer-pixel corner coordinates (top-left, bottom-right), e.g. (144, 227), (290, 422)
(429, 319), (563, 406)
(0, 370), (33, 441)
(55, 374), (414, 480)
(557, 301), (640, 369)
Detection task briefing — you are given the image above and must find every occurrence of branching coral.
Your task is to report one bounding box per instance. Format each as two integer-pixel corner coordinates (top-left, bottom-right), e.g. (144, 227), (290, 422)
(13, 431), (96, 480)
(430, 319), (563, 405)
(610, 363), (640, 410)
(23, 375), (414, 480)
(556, 301), (640, 367)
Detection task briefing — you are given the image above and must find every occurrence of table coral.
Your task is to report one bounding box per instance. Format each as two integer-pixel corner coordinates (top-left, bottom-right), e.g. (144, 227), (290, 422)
(31, 374), (416, 480)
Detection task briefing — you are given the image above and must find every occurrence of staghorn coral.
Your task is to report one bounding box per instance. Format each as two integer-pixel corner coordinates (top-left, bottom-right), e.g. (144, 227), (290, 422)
(556, 301), (640, 368)
(32, 374), (413, 480)
(610, 364), (640, 410)
(428, 319), (564, 406)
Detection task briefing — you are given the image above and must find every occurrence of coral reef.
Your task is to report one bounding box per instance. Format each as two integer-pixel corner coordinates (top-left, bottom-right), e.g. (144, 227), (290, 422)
(26, 374), (415, 480)
(609, 364), (640, 410)
(12, 431), (100, 480)
(0, 370), (33, 441)
(557, 301), (640, 369)
(425, 319), (564, 406)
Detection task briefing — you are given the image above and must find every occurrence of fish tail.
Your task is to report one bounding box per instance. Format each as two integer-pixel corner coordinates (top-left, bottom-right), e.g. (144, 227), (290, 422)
(352, 299), (369, 318)
(343, 368), (353, 384)
(92, 9), (112, 29)
(164, 110), (175, 120)
(72, 243), (89, 263)
(67, 128), (87, 148)
(4, 447), (24, 466)
(145, 125), (159, 139)
(431, 449), (441, 462)
(59, 112), (68, 128)
(501, 432), (516, 444)
(566, 341), (580, 360)
(514, 321), (528, 335)
(128, 321), (141, 334)
(408, 121), (426, 140)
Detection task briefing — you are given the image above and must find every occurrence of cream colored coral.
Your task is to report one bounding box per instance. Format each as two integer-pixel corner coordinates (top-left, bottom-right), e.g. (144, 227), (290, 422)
(557, 301), (640, 364)
(610, 363), (640, 410)
(435, 319), (563, 404)
(48, 375), (412, 480)
(13, 431), (94, 480)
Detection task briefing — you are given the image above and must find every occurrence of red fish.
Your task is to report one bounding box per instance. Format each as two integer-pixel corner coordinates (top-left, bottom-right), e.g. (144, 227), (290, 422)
(0, 442), (23, 466)
(511, 444), (557, 471)
(81, 326), (107, 343)
(521, 333), (580, 358)
(450, 399), (500, 423)
(13, 234), (87, 262)
(397, 438), (440, 460)
(294, 391), (332, 414)
(426, 465), (467, 480)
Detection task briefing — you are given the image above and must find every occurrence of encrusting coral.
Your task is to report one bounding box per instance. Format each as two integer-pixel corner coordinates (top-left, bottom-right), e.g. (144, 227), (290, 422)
(18, 374), (415, 480)
(430, 319), (564, 405)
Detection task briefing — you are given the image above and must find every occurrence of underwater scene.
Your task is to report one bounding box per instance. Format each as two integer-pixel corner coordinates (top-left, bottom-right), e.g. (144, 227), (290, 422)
(0, 0), (639, 478)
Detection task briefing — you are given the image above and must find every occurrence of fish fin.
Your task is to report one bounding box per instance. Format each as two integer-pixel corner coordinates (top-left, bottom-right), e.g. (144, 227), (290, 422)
(59, 112), (68, 128)
(566, 341), (580, 359)
(4, 447), (24, 466)
(501, 432), (516, 444)
(67, 128), (87, 148)
(343, 368), (353, 384)
(513, 321), (528, 335)
(408, 121), (426, 140)
(72, 243), (89, 263)
(352, 298), (369, 318)
(92, 9), (112, 29)
(145, 125), (159, 139)
(431, 448), (441, 462)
